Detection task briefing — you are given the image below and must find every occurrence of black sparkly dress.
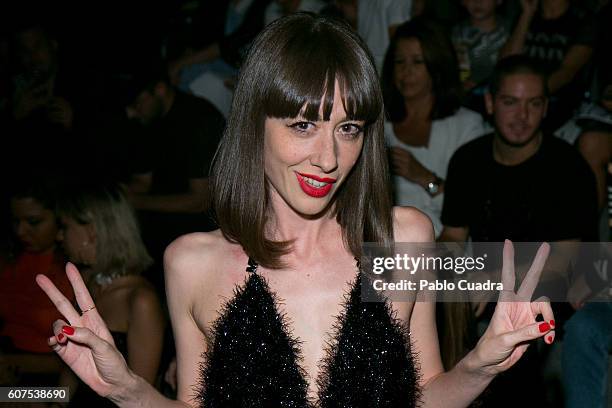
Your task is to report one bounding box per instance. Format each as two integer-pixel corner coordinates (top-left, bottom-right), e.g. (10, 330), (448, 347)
(196, 258), (421, 408)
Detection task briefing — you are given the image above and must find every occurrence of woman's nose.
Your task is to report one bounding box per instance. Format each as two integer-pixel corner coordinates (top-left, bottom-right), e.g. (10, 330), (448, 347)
(311, 131), (338, 173)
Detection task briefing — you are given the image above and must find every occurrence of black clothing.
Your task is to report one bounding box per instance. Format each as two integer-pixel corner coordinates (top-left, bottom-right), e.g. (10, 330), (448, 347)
(441, 132), (598, 407)
(523, 6), (597, 130)
(133, 91), (224, 293)
(442, 133), (598, 242)
(133, 91), (224, 195)
(197, 258), (420, 407)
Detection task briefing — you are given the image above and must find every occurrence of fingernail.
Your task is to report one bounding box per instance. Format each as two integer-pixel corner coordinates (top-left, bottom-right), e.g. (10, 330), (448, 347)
(549, 320), (555, 328)
(62, 326), (75, 335)
(58, 333), (65, 341)
(546, 335), (554, 344)
(539, 322), (551, 333)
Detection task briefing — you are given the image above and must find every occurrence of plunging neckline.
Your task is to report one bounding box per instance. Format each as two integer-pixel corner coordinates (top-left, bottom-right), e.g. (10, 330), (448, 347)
(195, 257), (421, 407)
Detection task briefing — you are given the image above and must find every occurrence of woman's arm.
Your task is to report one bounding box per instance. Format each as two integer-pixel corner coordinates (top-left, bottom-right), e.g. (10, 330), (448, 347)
(389, 147), (444, 196)
(127, 286), (165, 384)
(548, 45), (593, 94)
(393, 208), (555, 407)
(499, 0), (538, 58)
(37, 264), (188, 407)
(117, 233), (216, 407)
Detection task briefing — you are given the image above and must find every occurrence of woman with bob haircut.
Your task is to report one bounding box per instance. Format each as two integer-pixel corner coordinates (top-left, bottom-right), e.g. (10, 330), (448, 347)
(37, 13), (555, 408)
(382, 18), (488, 238)
(54, 182), (164, 405)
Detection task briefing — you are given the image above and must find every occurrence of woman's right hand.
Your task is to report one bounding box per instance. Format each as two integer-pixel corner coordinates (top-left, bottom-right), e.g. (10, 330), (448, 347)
(36, 263), (134, 400)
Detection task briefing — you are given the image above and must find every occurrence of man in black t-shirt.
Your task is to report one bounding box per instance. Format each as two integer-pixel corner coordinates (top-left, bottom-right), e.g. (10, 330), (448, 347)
(440, 56), (597, 244)
(439, 55), (598, 408)
(124, 71), (225, 291)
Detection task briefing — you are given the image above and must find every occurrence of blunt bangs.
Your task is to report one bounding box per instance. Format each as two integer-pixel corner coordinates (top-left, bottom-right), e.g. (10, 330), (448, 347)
(261, 15), (381, 125)
(213, 13), (393, 269)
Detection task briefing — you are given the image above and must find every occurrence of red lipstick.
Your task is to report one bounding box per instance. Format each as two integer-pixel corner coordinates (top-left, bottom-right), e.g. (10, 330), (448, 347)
(295, 172), (335, 198)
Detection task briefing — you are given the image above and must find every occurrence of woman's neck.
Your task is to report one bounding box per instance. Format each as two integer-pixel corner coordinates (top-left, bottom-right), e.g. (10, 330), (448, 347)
(403, 93), (434, 122)
(267, 191), (342, 262)
(541, 0), (570, 19)
(470, 14), (497, 32)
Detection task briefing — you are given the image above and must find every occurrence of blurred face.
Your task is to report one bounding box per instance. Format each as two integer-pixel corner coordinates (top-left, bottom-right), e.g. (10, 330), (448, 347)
(264, 81), (365, 216)
(393, 38), (433, 101)
(486, 73), (548, 147)
(411, 0), (425, 17)
(11, 197), (58, 253)
(127, 89), (164, 125)
(462, 0), (499, 21)
(57, 216), (96, 266)
(16, 28), (57, 76)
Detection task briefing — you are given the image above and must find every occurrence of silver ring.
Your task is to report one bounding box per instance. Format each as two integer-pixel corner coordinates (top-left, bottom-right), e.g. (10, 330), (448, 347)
(81, 305), (96, 315)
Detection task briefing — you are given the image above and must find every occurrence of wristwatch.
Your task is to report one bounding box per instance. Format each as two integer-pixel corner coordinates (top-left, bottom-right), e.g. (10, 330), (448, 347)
(425, 174), (443, 196)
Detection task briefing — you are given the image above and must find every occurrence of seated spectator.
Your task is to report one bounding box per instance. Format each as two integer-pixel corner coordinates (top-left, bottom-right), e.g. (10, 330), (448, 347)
(452, 0), (511, 114)
(10, 22), (73, 131)
(441, 55), (598, 244)
(123, 66), (225, 292)
(500, 0), (596, 131)
(7, 20), (93, 180)
(0, 177), (73, 385)
(440, 55), (599, 407)
(555, 78), (612, 216)
(167, 0), (272, 116)
(382, 18), (489, 237)
(56, 182), (164, 405)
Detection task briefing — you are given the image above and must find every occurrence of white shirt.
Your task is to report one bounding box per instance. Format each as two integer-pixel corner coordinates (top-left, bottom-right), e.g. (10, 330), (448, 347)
(358, 0), (412, 73)
(385, 107), (490, 237)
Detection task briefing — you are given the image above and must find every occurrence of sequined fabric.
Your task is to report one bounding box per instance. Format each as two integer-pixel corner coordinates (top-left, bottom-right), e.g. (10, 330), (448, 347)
(196, 262), (420, 408)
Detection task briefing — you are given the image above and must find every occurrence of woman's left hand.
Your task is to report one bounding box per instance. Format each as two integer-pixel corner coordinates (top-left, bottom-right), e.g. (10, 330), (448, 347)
(472, 240), (555, 376)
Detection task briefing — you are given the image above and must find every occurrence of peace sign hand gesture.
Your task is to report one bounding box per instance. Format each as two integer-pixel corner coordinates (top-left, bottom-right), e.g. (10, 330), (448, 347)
(36, 263), (135, 400)
(472, 240), (555, 377)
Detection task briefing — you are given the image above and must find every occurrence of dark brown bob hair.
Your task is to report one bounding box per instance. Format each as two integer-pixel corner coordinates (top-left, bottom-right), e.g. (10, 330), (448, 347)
(382, 17), (462, 122)
(211, 13), (393, 269)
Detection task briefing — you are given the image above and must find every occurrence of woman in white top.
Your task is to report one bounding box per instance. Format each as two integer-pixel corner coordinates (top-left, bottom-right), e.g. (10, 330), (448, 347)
(383, 18), (489, 237)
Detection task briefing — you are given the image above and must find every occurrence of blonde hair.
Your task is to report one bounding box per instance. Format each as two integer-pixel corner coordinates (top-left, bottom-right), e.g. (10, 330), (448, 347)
(58, 182), (152, 278)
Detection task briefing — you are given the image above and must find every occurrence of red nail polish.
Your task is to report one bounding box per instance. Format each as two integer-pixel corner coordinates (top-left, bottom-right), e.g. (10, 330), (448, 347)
(546, 335), (553, 343)
(539, 322), (551, 333)
(58, 333), (65, 341)
(62, 326), (75, 335)
(549, 320), (555, 328)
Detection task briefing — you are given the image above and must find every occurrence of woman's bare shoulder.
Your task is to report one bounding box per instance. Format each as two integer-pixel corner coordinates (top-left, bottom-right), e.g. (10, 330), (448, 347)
(164, 230), (245, 290)
(165, 230), (233, 269)
(392, 206), (434, 243)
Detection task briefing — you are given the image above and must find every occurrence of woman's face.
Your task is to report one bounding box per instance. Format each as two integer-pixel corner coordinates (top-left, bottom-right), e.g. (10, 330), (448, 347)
(462, 0), (499, 21)
(11, 197), (58, 253)
(57, 216), (96, 266)
(264, 81), (365, 216)
(393, 38), (433, 102)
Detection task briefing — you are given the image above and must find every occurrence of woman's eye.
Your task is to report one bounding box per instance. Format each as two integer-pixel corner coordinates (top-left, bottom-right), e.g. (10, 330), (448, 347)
(27, 218), (41, 227)
(289, 121), (314, 132)
(339, 123), (363, 138)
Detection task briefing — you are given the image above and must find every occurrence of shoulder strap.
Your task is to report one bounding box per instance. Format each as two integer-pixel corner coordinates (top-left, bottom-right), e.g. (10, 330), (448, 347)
(246, 257), (259, 273)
